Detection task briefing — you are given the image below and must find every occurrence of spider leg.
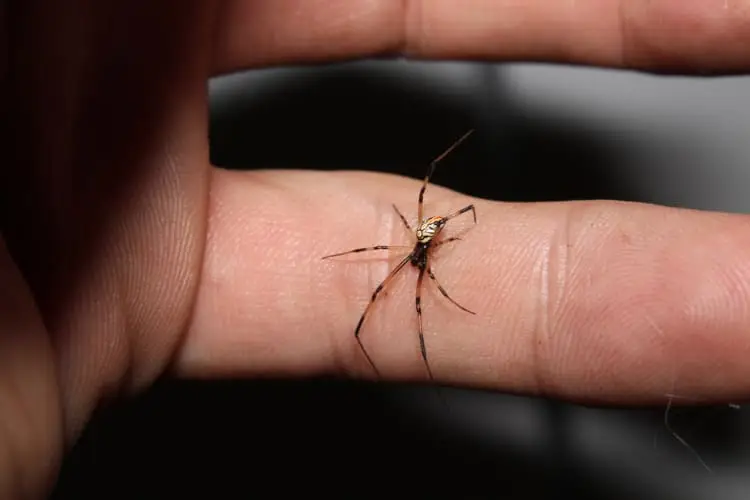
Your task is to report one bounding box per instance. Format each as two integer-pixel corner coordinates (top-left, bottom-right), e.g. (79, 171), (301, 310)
(353, 254), (412, 376)
(392, 204), (412, 233)
(445, 203), (477, 224)
(322, 245), (410, 260)
(433, 236), (461, 249)
(427, 267), (475, 315)
(435, 205), (476, 249)
(415, 267), (436, 382)
(418, 129), (474, 223)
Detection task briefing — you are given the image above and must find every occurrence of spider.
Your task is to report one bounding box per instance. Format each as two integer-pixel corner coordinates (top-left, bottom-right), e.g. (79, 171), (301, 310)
(322, 130), (477, 382)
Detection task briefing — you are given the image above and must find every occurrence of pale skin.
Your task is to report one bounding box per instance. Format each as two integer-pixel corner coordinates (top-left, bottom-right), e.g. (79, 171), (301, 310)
(4, 0), (750, 497)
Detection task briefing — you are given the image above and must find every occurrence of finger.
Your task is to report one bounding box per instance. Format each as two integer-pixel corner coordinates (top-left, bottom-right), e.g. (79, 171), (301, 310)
(215, 0), (750, 74)
(180, 168), (750, 406)
(5, 1), (216, 438)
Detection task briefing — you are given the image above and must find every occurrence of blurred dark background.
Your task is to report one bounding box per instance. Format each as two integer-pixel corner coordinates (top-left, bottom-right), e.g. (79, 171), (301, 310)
(53, 60), (750, 499)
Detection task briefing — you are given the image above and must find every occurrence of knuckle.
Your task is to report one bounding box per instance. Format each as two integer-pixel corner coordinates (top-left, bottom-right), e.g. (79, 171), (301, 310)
(532, 206), (574, 395)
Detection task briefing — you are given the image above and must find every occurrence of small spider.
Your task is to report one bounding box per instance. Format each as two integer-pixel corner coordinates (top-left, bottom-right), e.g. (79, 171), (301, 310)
(322, 130), (477, 382)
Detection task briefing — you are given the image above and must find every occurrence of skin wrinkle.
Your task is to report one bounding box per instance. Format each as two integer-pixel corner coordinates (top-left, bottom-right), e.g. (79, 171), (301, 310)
(533, 239), (551, 396)
(322, 196), (394, 375)
(533, 206), (569, 397)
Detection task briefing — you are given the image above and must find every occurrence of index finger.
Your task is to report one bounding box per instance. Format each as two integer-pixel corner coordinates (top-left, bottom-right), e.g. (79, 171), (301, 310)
(215, 0), (750, 73)
(179, 168), (750, 406)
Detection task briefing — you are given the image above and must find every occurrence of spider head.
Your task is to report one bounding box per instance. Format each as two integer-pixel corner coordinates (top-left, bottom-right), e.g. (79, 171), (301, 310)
(416, 215), (447, 244)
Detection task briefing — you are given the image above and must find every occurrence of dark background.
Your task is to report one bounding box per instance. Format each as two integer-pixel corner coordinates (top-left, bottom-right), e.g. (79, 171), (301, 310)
(53, 60), (750, 499)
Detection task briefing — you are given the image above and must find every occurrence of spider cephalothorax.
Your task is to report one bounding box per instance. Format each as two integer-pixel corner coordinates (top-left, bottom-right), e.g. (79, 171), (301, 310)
(416, 215), (447, 244)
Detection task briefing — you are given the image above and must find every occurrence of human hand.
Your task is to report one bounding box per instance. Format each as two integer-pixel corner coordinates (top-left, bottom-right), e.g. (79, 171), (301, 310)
(3, 1), (750, 497)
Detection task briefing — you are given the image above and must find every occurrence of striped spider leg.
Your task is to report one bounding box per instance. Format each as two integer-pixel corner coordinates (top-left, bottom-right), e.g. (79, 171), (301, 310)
(322, 130), (477, 382)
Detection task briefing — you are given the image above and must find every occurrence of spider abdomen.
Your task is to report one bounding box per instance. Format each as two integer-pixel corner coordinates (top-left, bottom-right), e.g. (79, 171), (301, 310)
(410, 242), (429, 270)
